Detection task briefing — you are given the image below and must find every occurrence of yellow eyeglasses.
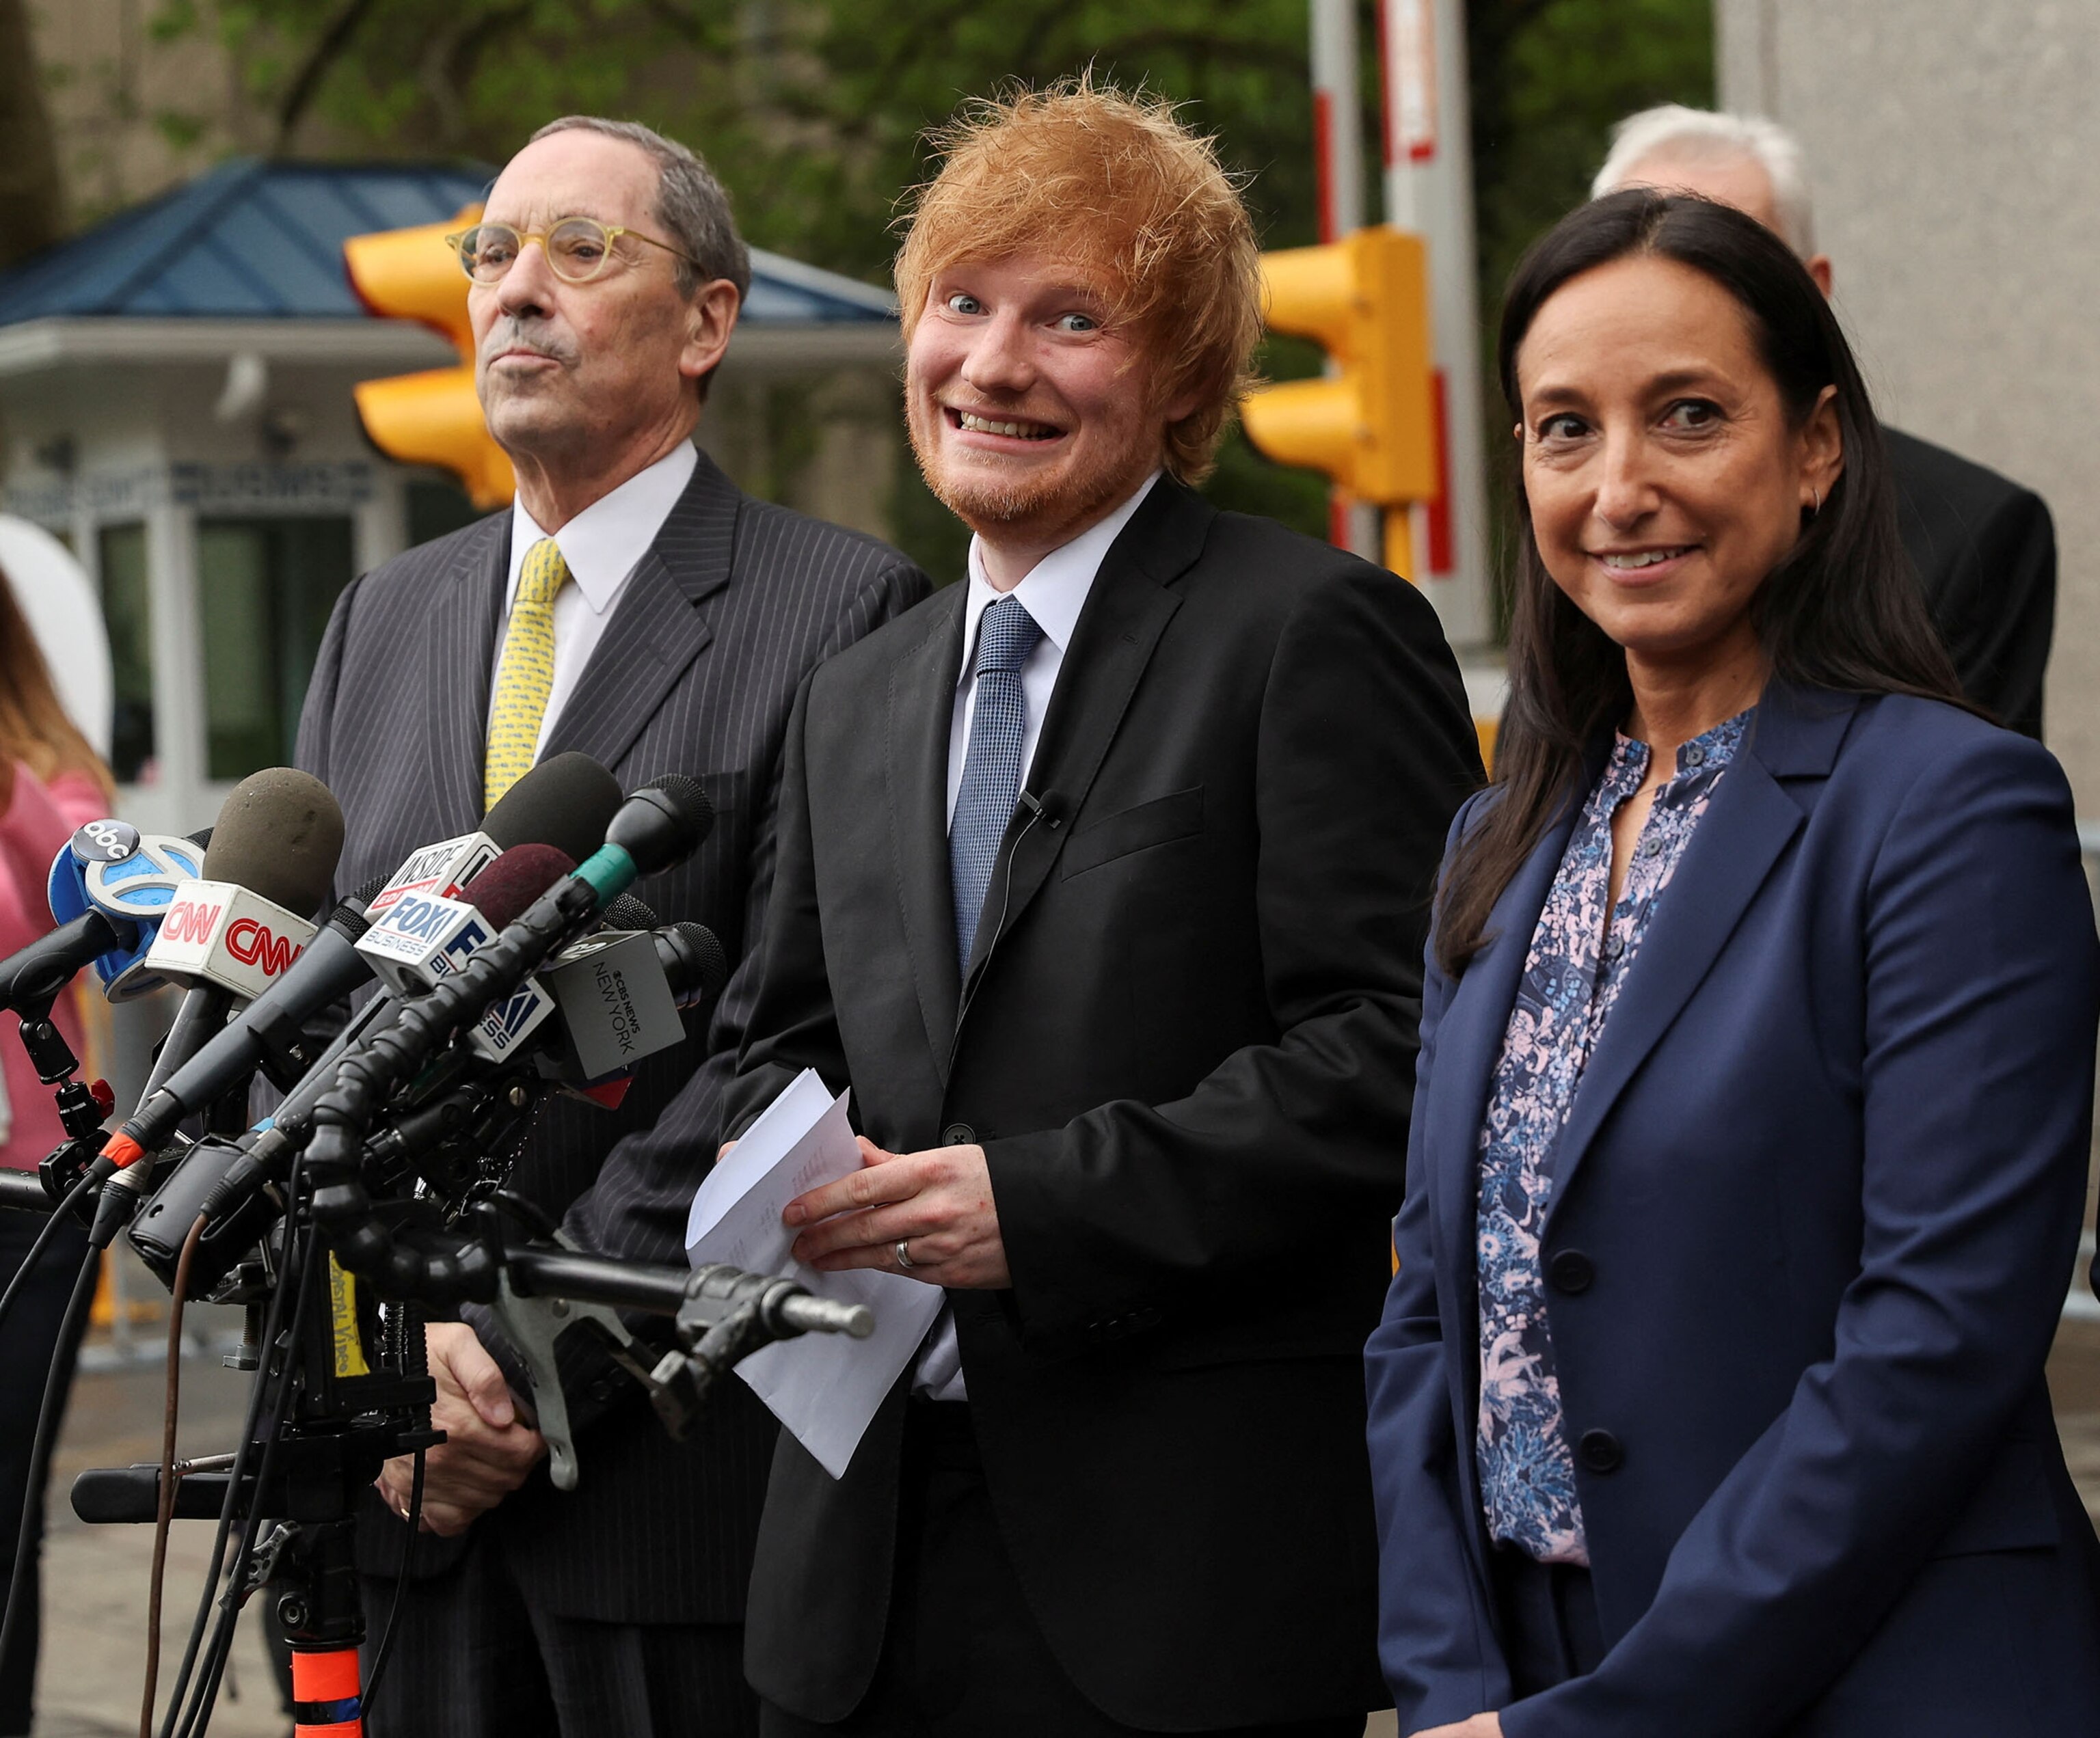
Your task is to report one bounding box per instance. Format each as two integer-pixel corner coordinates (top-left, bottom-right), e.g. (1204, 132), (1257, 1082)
(445, 217), (698, 285)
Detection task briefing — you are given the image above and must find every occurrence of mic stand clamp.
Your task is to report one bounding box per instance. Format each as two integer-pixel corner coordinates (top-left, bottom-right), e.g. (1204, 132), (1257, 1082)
(655, 1263), (862, 1423)
(488, 1240), (649, 1494)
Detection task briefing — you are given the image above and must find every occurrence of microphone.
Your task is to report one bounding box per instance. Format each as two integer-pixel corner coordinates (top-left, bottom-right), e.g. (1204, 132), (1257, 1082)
(127, 840), (584, 1251)
(107, 873), (388, 1164)
(368, 779), (714, 1076)
(113, 843), (574, 1206)
(92, 774), (345, 1241)
(4, 825), (208, 1012)
(531, 921), (727, 1085)
(653, 922), (730, 1007)
(364, 751), (621, 921)
(142, 770), (344, 1005)
(445, 780), (716, 1065)
(102, 756), (620, 1174)
(358, 844), (576, 1000)
(304, 780), (714, 1300)
(136, 771), (344, 1070)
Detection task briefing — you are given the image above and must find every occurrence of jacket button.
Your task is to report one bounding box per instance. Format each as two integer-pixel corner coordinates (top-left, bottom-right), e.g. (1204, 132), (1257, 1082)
(941, 1123), (975, 1145)
(1578, 1428), (1624, 1474)
(1548, 1250), (1595, 1294)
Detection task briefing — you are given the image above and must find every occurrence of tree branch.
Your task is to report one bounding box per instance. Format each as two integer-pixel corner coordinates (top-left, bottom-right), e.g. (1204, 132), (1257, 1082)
(273, 0), (379, 152)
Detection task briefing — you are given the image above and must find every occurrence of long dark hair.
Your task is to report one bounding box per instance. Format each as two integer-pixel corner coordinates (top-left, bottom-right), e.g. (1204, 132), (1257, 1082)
(0, 569), (111, 801)
(1435, 189), (1963, 979)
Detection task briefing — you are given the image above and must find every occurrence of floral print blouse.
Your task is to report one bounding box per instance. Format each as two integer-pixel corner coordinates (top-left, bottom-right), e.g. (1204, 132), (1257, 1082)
(1475, 708), (1751, 1564)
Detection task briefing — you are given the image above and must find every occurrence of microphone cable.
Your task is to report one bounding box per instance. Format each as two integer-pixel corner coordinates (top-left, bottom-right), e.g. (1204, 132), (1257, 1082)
(0, 1166), (105, 1341)
(171, 1223), (319, 1738)
(142, 1214), (206, 1738)
(0, 1239), (103, 1685)
(361, 1444), (426, 1717)
(157, 1156), (312, 1738)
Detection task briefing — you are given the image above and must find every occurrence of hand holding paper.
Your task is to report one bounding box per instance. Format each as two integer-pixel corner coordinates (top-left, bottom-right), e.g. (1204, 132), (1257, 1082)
(785, 1135), (1009, 1288)
(685, 1069), (942, 1478)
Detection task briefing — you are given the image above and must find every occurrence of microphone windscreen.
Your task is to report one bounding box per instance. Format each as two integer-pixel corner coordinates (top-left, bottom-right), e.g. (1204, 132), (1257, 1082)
(600, 893), (660, 931)
(329, 874), (392, 942)
(605, 775), (714, 875)
(647, 774), (712, 834)
(671, 921), (728, 1000)
(483, 752), (622, 865)
(459, 843), (576, 930)
(203, 769), (344, 916)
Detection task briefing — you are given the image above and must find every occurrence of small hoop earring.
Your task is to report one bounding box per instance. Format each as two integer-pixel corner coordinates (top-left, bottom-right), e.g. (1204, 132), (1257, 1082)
(1806, 486), (1822, 519)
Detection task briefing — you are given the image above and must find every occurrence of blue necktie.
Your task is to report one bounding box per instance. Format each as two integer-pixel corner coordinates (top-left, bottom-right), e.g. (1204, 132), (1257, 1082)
(950, 595), (1045, 974)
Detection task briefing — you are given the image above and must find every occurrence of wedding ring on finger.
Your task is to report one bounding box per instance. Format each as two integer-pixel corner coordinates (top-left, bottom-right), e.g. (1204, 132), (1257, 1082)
(894, 1239), (917, 1271)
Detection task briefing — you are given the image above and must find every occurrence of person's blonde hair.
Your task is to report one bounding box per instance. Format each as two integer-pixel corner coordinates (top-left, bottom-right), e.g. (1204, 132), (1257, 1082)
(0, 571), (113, 801)
(893, 74), (1263, 485)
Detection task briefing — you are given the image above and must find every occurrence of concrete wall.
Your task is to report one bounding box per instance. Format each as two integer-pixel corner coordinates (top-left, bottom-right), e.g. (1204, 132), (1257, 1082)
(1716, 0), (2100, 806)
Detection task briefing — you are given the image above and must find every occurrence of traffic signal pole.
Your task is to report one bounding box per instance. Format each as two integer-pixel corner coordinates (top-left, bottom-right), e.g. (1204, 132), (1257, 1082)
(1378, 0), (1492, 649)
(1308, 0), (1381, 562)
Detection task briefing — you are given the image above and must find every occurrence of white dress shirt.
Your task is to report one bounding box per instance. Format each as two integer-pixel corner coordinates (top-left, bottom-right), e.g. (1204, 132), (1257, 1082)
(491, 441), (699, 759)
(916, 470), (1161, 1402)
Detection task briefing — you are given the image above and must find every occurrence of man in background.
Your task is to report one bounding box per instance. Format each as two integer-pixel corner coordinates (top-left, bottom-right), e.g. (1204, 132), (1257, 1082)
(1595, 104), (2056, 738)
(298, 116), (926, 1735)
(726, 78), (1481, 1735)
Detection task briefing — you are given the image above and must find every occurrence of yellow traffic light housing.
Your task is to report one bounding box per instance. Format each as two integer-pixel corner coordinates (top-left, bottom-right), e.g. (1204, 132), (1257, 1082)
(343, 206), (515, 509)
(1241, 226), (1438, 511)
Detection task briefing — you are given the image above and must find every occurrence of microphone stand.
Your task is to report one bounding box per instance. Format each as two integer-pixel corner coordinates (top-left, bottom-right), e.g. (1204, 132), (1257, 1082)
(62, 1172), (872, 1737)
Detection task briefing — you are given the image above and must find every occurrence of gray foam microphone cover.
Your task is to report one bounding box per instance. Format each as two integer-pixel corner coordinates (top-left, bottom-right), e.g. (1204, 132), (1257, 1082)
(203, 767), (345, 916)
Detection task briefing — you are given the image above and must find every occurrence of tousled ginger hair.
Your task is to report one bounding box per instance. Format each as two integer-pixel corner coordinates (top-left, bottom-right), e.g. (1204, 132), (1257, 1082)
(893, 75), (1263, 485)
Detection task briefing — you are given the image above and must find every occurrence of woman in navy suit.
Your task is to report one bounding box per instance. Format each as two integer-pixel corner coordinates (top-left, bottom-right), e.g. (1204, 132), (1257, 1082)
(1367, 188), (2100, 1738)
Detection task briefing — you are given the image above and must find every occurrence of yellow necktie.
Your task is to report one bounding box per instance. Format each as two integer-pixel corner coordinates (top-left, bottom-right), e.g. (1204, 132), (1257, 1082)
(484, 537), (571, 809)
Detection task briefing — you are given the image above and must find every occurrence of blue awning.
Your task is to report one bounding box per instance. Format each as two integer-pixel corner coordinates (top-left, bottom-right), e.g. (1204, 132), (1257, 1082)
(0, 159), (896, 327)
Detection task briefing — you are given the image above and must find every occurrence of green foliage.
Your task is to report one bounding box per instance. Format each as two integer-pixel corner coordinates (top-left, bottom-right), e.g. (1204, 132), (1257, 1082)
(1465, 0), (1712, 632)
(1469, 0), (1714, 326)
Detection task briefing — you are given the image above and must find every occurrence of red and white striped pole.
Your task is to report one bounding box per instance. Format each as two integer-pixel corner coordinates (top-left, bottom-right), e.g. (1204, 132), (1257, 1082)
(1377, 0), (1492, 649)
(1309, 0), (1380, 560)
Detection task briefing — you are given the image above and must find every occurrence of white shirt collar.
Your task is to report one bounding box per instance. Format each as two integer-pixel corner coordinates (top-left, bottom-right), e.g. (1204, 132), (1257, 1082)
(958, 471), (1161, 683)
(506, 441), (699, 615)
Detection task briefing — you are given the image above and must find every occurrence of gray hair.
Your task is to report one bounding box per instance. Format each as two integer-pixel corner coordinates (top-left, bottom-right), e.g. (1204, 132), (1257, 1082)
(527, 116), (752, 303)
(1591, 104), (1816, 256)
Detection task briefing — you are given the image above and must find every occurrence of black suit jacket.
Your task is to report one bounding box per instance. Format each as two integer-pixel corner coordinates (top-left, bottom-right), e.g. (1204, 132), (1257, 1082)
(1889, 426), (2055, 739)
(725, 480), (1482, 1726)
(296, 450), (928, 1623)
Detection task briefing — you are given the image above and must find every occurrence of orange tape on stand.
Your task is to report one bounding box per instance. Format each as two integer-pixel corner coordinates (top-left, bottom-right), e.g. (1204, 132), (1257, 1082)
(291, 1645), (362, 1736)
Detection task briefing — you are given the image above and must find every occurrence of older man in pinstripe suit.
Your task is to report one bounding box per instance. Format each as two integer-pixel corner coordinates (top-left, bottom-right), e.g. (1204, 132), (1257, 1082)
(295, 116), (927, 1737)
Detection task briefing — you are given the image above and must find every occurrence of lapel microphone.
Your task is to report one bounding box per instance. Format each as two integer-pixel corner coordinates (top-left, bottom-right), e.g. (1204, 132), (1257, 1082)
(1017, 789), (1066, 831)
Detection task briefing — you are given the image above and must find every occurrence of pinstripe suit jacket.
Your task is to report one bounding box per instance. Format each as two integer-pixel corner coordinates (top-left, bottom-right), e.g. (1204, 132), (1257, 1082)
(297, 449), (929, 1622)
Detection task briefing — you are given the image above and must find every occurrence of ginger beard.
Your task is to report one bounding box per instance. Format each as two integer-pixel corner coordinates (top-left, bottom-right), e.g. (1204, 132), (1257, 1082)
(902, 250), (1177, 553)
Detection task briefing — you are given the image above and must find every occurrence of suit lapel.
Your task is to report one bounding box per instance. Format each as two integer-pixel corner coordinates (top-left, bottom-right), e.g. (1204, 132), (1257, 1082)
(425, 515), (509, 830)
(957, 483), (1206, 997)
(1428, 796), (1583, 1322)
(886, 592), (969, 1085)
(1544, 684), (1860, 1221)
(541, 451), (738, 774)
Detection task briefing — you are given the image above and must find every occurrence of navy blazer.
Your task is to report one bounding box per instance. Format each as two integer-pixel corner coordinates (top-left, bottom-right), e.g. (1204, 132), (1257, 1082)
(1367, 682), (2100, 1738)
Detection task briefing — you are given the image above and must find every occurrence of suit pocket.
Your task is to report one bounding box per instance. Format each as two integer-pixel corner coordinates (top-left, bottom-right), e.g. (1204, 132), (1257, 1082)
(1059, 785), (1204, 879)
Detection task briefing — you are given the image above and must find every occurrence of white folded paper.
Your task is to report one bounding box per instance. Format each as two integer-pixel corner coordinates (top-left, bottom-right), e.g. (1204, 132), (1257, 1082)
(684, 1068), (942, 1478)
